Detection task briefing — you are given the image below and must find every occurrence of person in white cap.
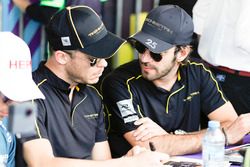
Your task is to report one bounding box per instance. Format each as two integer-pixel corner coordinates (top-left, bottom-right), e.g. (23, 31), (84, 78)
(0, 32), (45, 167)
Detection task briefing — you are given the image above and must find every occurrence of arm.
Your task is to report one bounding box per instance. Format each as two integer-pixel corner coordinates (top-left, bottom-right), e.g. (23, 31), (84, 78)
(122, 116), (204, 156)
(206, 101), (250, 144)
(151, 105), (249, 155)
(90, 87), (112, 160)
(123, 117), (168, 149)
(12, 0), (59, 24)
(150, 131), (205, 156)
(223, 113), (250, 145)
(91, 141), (111, 160)
(125, 102), (238, 156)
(23, 138), (169, 167)
(23, 138), (112, 167)
(207, 101), (237, 128)
(12, 0), (31, 12)
(124, 123), (206, 156)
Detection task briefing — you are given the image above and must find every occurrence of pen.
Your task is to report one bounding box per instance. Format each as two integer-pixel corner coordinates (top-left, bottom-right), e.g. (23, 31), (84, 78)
(149, 142), (156, 151)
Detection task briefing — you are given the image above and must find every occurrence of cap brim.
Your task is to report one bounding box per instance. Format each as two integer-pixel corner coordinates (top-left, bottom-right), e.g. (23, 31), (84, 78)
(79, 32), (125, 59)
(128, 31), (174, 53)
(0, 78), (45, 102)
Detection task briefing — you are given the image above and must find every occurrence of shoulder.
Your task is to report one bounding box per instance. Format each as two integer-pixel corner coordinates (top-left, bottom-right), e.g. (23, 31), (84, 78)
(103, 60), (141, 85)
(179, 58), (216, 86)
(183, 58), (211, 75)
(0, 119), (15, 145)
(86, 85), (103, 100)
(32, 62), (48, 84)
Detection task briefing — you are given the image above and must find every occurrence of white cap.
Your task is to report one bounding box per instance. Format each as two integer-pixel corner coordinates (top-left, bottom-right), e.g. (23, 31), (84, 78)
(0, 32), (45, 102)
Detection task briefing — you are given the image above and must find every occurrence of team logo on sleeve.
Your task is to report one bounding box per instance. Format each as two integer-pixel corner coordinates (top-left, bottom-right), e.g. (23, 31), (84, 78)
(116, 99), (139, 123)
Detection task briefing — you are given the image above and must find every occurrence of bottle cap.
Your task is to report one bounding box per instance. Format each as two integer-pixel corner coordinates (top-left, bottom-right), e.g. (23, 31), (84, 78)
(208, 120), (220, 128)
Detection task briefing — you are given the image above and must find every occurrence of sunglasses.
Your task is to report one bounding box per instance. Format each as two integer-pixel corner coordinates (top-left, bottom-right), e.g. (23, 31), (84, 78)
(134, 42), (163, 62)
(89, 58), (98, 66)
(63, 50), (99, 67)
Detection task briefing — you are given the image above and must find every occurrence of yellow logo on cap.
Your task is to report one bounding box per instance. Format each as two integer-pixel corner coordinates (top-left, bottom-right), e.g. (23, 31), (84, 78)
(88, 23), (105, 37)
(145, 18), (173, 34)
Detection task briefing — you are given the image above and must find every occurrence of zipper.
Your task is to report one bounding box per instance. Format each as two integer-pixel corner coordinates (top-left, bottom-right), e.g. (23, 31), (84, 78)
(166, 85), (185, 114)
(71, 94), (87, 126)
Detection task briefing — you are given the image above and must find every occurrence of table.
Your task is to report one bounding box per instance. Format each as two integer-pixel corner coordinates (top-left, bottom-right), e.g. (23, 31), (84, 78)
(182, 135), (250, 167)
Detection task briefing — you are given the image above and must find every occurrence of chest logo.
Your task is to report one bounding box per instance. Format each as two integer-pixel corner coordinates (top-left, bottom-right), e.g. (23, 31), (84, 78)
(84, 113), (99, 119)
(183, 91), (200, 102)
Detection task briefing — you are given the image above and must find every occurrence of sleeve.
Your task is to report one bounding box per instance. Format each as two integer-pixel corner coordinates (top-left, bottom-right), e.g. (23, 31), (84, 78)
(26, 3), (59, 24)
(192, 0), (213, 35)
(234, 0), (250, 55)
(21, 99), (48, 142)
(87, 85), (108, 142)
(95, 103), (107, 142)
(34, 99), (49, 139)
(199, 65), (228, 115)
(101, 73), (140, 135)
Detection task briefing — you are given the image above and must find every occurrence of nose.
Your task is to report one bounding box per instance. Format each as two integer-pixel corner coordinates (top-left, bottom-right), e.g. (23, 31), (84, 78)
(140, 49), (153, 62)
(97, 59), (108, 68)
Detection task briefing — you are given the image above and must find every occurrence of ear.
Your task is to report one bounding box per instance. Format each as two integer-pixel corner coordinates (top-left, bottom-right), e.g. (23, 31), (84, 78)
(54, 50), (70, 65)
(175, 46), (191, 63)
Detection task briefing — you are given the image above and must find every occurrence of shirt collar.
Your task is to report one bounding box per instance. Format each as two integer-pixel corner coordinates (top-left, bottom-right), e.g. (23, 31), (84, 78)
(37, 62), (86, 92)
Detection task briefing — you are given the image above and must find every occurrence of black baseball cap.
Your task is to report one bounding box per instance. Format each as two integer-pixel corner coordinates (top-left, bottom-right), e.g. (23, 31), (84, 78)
(128, 5), (194, 53)
(46, 6), (125, 58)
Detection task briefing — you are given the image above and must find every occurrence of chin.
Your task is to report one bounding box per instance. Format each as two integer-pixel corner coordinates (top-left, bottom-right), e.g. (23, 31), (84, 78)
(142, 73), (155, 81)
(88, 78), (99, 85)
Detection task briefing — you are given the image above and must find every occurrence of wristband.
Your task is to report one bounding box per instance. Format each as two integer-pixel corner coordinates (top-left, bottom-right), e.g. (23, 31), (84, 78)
(222, 128), (229, 146)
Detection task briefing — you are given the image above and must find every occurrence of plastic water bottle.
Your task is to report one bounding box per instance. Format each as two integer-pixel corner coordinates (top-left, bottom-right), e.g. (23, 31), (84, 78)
(202, 120), (225, 167)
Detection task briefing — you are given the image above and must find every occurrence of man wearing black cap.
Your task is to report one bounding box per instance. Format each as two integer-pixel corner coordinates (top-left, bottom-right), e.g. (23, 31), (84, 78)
(20, 5), (169, 167)
(101, 5), (250, 157)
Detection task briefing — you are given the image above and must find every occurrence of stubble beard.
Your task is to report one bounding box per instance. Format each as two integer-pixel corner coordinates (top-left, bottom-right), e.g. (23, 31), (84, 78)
(141, 58), (176, 81)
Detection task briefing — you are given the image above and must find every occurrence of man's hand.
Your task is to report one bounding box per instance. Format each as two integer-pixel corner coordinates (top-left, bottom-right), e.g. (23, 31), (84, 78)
(12, 0), (31, 12)
(225, 113), (250, 144)
(134, 149), (169, 166)
(125, 145), (147, 157)
(133, 117), (167, 141)
(125, 145), (169, 166)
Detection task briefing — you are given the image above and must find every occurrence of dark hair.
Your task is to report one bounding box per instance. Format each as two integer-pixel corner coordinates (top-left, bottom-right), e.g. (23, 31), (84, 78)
(48, 44), (55, 56)
(174, 45), (193, 65)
